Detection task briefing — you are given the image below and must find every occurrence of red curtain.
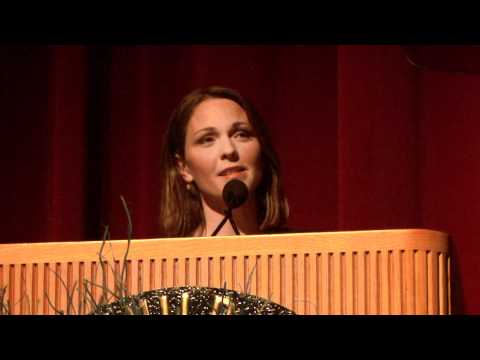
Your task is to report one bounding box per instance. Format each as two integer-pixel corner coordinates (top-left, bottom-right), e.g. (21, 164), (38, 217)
(1, 45), (478, 313)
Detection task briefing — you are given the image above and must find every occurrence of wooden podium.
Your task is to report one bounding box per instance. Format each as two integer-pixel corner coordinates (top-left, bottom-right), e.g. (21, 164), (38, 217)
(0, 229), (450, 315)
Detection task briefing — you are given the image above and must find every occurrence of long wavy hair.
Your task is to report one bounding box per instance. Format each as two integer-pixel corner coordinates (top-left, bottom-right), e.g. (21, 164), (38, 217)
(159, 86), (289, 237)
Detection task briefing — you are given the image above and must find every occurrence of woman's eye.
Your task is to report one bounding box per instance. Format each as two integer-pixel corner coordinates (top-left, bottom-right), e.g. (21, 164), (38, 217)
(198, 136), (215, 145)
(235, 130), (252, 140)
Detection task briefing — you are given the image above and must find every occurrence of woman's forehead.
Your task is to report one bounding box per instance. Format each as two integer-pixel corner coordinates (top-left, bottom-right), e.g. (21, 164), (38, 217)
(187, 98), (250, 132)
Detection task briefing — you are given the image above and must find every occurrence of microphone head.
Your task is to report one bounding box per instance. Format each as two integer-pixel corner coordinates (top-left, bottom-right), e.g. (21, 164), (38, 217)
(222, 179), (249, 210)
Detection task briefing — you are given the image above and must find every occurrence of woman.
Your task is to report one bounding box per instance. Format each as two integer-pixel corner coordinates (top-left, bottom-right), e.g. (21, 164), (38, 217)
(159, 86), (289, 237)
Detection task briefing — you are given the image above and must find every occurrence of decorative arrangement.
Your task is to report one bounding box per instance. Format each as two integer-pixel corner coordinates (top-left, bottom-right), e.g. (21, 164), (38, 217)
(92, 286), (294, 315)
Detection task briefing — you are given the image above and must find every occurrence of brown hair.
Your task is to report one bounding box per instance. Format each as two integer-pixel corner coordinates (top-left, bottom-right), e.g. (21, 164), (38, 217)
(159, 86), (289, 237)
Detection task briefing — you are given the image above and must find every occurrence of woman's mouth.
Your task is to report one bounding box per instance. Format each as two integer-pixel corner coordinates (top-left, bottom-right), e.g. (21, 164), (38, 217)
(218, 166), (247, 178)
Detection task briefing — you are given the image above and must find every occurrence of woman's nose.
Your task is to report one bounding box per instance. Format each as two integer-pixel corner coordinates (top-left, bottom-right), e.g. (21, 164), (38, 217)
(220, 138), (239, 161)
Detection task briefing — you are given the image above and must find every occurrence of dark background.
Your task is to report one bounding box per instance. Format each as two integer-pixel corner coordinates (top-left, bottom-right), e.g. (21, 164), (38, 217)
(1, 45), (479, 313)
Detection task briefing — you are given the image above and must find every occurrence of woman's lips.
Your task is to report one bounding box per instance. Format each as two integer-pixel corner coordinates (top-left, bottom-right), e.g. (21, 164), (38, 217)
(218, 166), (246, 176)
(222, 171), (246, 180)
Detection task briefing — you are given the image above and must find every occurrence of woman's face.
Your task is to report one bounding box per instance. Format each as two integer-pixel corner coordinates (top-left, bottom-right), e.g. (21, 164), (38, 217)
(178, 98), (262, 205)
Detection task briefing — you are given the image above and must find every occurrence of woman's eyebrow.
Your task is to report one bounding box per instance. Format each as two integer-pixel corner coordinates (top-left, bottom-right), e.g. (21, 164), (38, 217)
(231, 121), (251, 129)
(193, 127), (217, 136)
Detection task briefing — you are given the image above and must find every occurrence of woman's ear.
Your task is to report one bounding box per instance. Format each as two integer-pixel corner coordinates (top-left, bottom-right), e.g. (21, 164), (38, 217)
(175, 154), (194, 183)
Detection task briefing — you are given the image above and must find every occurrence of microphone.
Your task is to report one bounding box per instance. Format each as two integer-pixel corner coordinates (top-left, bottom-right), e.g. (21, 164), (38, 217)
(223, 179), (249, 210)
(211, 179), (249, 236)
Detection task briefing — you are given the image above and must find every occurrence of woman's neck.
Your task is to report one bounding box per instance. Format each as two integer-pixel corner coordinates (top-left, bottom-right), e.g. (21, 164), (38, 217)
(196, 195), (260, 237)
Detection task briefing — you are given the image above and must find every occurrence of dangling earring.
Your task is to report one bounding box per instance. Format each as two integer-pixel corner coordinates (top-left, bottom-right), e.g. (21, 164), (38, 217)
(186, 182), (192, 191)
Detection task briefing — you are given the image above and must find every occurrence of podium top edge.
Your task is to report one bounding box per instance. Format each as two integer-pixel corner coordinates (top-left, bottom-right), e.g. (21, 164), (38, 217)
(0, 228), (449, 247)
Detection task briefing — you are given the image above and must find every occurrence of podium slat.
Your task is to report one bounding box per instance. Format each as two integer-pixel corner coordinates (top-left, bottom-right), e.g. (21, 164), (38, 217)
(320, 253), (329, 314)
(356, 252), (366, 315)
(428, 252), (439, 315)
(415, 250), (428, 314)
(295, 254), (304, 314)
(30, 264), (39, 315)
(173, 258), (180, 288)
(112, 261), (121, 300)
(379, 251), (389, 315)
(305, 253), (315, 315)
(198, 257), (208, 288)
(78, 262), (87, 314)
(245, 256), (256, 296)
(212, 257), (221, 289)
(128, 259), (137, 295)
(65, 262), (73, 314)
(235, 256), (244, 293)
(439, 252), (448, 315)
(176, 258), (186, 288)
(345, 252), (354, 315)
(0, 265), (5, 314)
(224, 256), (233, 291)
(87, 262), (96, 306)
(403, 250), (415, 314)
(290, 254), (297, 313)
(71, 261), (80, 314)
(184, 258), (190, 288)
(80, 262), (90, 314)
(8, 265), (20, 314)
(165, 258), (174, 288)
(22, 264), (32, 314)
(135, 260), (143, 293)
(146, 259), (154, 290)
(333, 253), (342, 314)
(159, 259), (166, 288)
(392, 251), (402, 314)
(220, 256), (226, 289)
(284, 254), (293, 311)
(0, 265), (4, 299)
(38, 263), (46, 315)
(150, 259), (158, 289)
(53, 263), (66, 314)
(271, 254), (281, 306)
(259, 254), (269, 300)
(314, 254), (320, 314)
(367, 251), (379, 315)
(91, 261), (101, 312)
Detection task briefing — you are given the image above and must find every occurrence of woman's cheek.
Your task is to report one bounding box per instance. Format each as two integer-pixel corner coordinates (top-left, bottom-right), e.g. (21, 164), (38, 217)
(193, 152), (218, 189)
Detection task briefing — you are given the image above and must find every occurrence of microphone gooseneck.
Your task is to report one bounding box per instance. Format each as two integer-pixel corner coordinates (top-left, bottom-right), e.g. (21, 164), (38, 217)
(211, 179), (249, 236)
